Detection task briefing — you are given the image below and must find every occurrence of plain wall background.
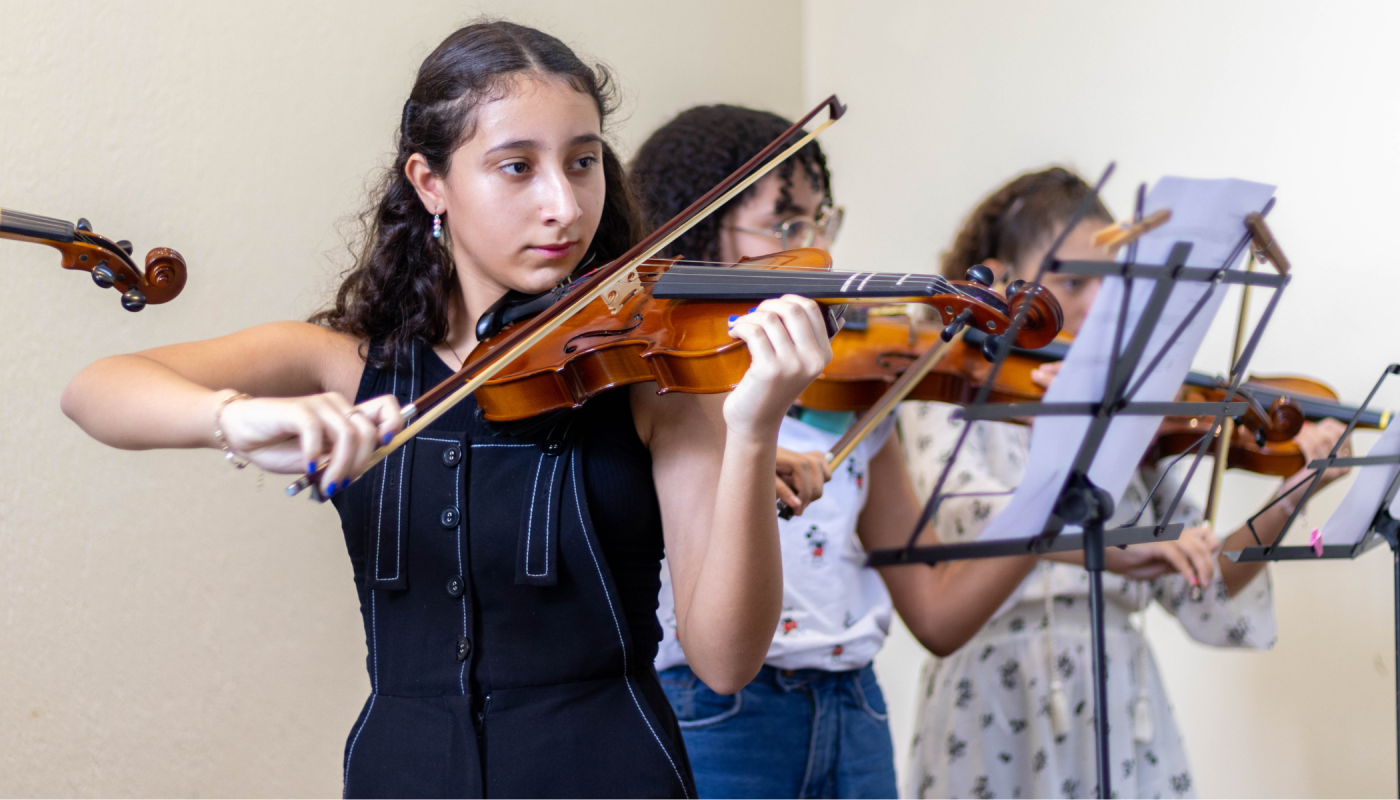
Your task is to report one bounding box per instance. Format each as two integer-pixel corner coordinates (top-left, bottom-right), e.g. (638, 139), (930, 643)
(802, 1), (1400, 797)
(0, 1), (803, 796)
(4, 1), (1399, 797)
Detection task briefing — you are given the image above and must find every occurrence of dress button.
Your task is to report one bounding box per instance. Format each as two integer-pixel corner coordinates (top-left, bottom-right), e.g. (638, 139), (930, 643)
(446, 575), (464, 599)
(442, 444), (462, 467)
(440, 507), (460, 528)
(456, 636), (472, 662)
(543, 439), (563, 456)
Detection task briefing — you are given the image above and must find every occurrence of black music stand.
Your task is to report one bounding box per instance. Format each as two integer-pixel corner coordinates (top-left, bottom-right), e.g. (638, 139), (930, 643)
(1226, 364), (1400, 796)
(868, 171), (1290, 799)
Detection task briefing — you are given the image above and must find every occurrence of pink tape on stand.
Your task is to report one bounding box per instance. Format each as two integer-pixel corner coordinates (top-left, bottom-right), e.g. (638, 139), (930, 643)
(1310, 527), (1323, 557)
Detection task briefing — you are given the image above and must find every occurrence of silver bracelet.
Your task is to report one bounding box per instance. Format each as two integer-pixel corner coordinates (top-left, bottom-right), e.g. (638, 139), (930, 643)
(213, 390), (252, 469)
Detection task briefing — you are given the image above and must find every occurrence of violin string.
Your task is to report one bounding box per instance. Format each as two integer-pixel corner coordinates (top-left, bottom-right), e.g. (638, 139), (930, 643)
(650, 264), (981, 300)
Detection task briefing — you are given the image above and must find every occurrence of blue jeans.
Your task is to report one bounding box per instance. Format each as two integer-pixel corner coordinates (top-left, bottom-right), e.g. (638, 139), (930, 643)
(658, 664), (897, 799)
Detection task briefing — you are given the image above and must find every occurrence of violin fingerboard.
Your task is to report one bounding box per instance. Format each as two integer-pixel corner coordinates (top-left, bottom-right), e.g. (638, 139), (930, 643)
(0, 208), (74, 243)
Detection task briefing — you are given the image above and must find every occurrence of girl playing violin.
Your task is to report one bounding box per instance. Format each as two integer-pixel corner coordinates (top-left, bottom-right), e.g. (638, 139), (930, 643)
(632, 105), (1153, 800)
(898, 166), (1352, 799)
(58, 22), (836, 799)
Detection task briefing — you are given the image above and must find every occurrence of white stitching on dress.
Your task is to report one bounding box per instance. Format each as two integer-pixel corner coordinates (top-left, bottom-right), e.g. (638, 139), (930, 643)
(569, 451), (689, 797)
(346, 590), (380, 796)
(342, 692), (377, 797)
(524, 450), (546, 576)
(374, 362), (398, 581)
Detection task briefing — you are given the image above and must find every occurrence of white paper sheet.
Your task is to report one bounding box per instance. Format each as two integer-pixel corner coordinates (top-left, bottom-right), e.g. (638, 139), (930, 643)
(976, 177), (1277, 541)
(1318, 423), (1400, 545)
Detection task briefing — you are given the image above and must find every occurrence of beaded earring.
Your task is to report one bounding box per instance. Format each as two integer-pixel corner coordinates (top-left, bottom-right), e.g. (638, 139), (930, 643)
(432, 213), (442, 239)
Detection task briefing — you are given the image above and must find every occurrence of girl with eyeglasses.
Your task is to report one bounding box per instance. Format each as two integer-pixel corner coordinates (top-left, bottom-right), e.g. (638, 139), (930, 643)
(630, 106), (1158, 800)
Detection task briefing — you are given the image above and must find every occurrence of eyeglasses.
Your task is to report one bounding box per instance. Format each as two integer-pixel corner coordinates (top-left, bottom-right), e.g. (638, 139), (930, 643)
(725, 206), (845, 250)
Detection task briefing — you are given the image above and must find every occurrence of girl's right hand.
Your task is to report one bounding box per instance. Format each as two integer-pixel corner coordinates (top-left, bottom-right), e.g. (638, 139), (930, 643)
(1106, 524), (1219, 586)
(776, 447), (832, 515)
(217, 392), (405, 495)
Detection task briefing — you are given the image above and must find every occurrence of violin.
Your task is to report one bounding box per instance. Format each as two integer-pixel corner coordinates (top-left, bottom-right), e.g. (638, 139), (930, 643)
(795, 303), (1049, 412)
(960, 332), (1391, 477)
(1148, 374), (1389, 476)
(460, 248), (1062, 421)
(288, 95), (1063, 496)
(0, 208), (187, 310)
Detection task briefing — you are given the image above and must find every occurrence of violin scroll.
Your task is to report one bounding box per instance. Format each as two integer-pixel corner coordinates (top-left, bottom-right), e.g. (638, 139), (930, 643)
(0, 207), (187, 310)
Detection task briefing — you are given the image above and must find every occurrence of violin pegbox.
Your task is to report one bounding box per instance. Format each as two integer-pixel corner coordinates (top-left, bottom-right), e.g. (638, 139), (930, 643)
(914, 269), (1064, 352)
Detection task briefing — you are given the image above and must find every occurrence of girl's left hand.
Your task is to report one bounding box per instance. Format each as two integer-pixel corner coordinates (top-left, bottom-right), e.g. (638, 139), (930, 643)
(1030, 361), (1062, 389)
(723, 295), (832, 440)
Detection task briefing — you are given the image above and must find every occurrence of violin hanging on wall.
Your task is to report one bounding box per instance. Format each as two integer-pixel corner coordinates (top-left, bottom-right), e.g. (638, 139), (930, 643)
(0, 207), (187, 310)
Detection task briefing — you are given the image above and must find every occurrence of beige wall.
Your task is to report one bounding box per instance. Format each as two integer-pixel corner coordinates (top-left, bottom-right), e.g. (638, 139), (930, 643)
(0, 1), (802, 795)
(803, 0), (1400, 796)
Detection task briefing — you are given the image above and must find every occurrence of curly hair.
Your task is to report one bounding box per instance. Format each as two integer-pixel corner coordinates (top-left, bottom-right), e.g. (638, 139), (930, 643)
(312, 20), (642, 368)
(941, 166), (1112, 280)
(628, 105), (831, 263)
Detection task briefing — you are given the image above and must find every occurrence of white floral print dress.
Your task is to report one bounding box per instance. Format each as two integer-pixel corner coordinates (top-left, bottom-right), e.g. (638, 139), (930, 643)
(897, 401), (1276, 800)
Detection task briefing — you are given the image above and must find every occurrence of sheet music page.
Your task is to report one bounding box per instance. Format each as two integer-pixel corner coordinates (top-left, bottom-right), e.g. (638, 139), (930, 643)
(1318, 423), (1400, 545)
(976, 177), (1276, 541)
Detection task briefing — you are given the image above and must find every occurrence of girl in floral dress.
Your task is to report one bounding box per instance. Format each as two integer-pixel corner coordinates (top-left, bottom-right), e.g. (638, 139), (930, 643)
(899, 167), (1351, 799)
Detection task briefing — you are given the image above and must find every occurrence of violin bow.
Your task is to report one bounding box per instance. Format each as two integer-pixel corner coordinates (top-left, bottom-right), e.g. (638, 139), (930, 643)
(289, 95), (848, 496)
(778, 320), (970, 519)
(1204, 211), (1290, 526)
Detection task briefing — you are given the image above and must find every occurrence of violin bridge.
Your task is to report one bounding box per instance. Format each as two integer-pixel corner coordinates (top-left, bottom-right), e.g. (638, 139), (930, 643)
(601, 268), (640, 314)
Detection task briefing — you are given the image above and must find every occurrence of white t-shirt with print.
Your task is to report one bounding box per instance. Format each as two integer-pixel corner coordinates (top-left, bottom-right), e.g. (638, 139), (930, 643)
(654, 414), (895, 672)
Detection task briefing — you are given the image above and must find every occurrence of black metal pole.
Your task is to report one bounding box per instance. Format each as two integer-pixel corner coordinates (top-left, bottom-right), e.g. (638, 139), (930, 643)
(1383, 543), (1394, 800)
(1085, 515), (1111, 799)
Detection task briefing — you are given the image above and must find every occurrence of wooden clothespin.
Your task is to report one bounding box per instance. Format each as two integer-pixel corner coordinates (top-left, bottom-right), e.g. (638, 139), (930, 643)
(1091, 208), (1173, 252)
(1244, 212), (1290, 274)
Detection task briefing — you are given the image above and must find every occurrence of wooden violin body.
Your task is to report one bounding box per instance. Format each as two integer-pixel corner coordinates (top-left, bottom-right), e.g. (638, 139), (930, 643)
(1, 207), (186, 310)
(895, 329), (1392, 478)
(796, 310), (1051, 411)
(463, 249), (1064, 421)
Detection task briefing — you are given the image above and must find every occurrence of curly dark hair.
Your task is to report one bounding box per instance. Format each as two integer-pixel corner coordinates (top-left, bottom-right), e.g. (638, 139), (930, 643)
(941, 166), (1112, 280)
(312, 20), (642, 367)
(629, 105), (831, 263)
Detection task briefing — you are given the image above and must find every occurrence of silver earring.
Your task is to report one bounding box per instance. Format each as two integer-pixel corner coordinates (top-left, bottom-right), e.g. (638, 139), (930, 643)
(432, 213), (442, 239)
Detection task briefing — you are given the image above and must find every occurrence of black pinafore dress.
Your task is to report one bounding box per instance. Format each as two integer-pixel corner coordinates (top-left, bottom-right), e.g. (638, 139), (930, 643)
(333, 341), (694, 798)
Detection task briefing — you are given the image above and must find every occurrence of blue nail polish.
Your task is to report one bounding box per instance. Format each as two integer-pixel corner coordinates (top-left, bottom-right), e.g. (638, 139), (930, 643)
(308, 461), (317, 474)
(325, 482), (337, 498)
(341, 479), (351, 492)
(728, 315), (738, 322)
(382, 432), (393, 445)
(748, 306), (757, 313)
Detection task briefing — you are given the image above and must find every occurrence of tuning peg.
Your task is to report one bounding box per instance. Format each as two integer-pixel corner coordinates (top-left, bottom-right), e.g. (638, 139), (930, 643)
(1254, 427), (1267, 448)
(120, 287), (147, 312)
(116, 239), (133, 255)
(965, 264), (995, 287)
(941, 308), (975, 342)
(76, 218), (93, 232)
(979, 333), (1006, 363)
(91, 262), (116, 289)
(1006, 279), (1026, 298)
